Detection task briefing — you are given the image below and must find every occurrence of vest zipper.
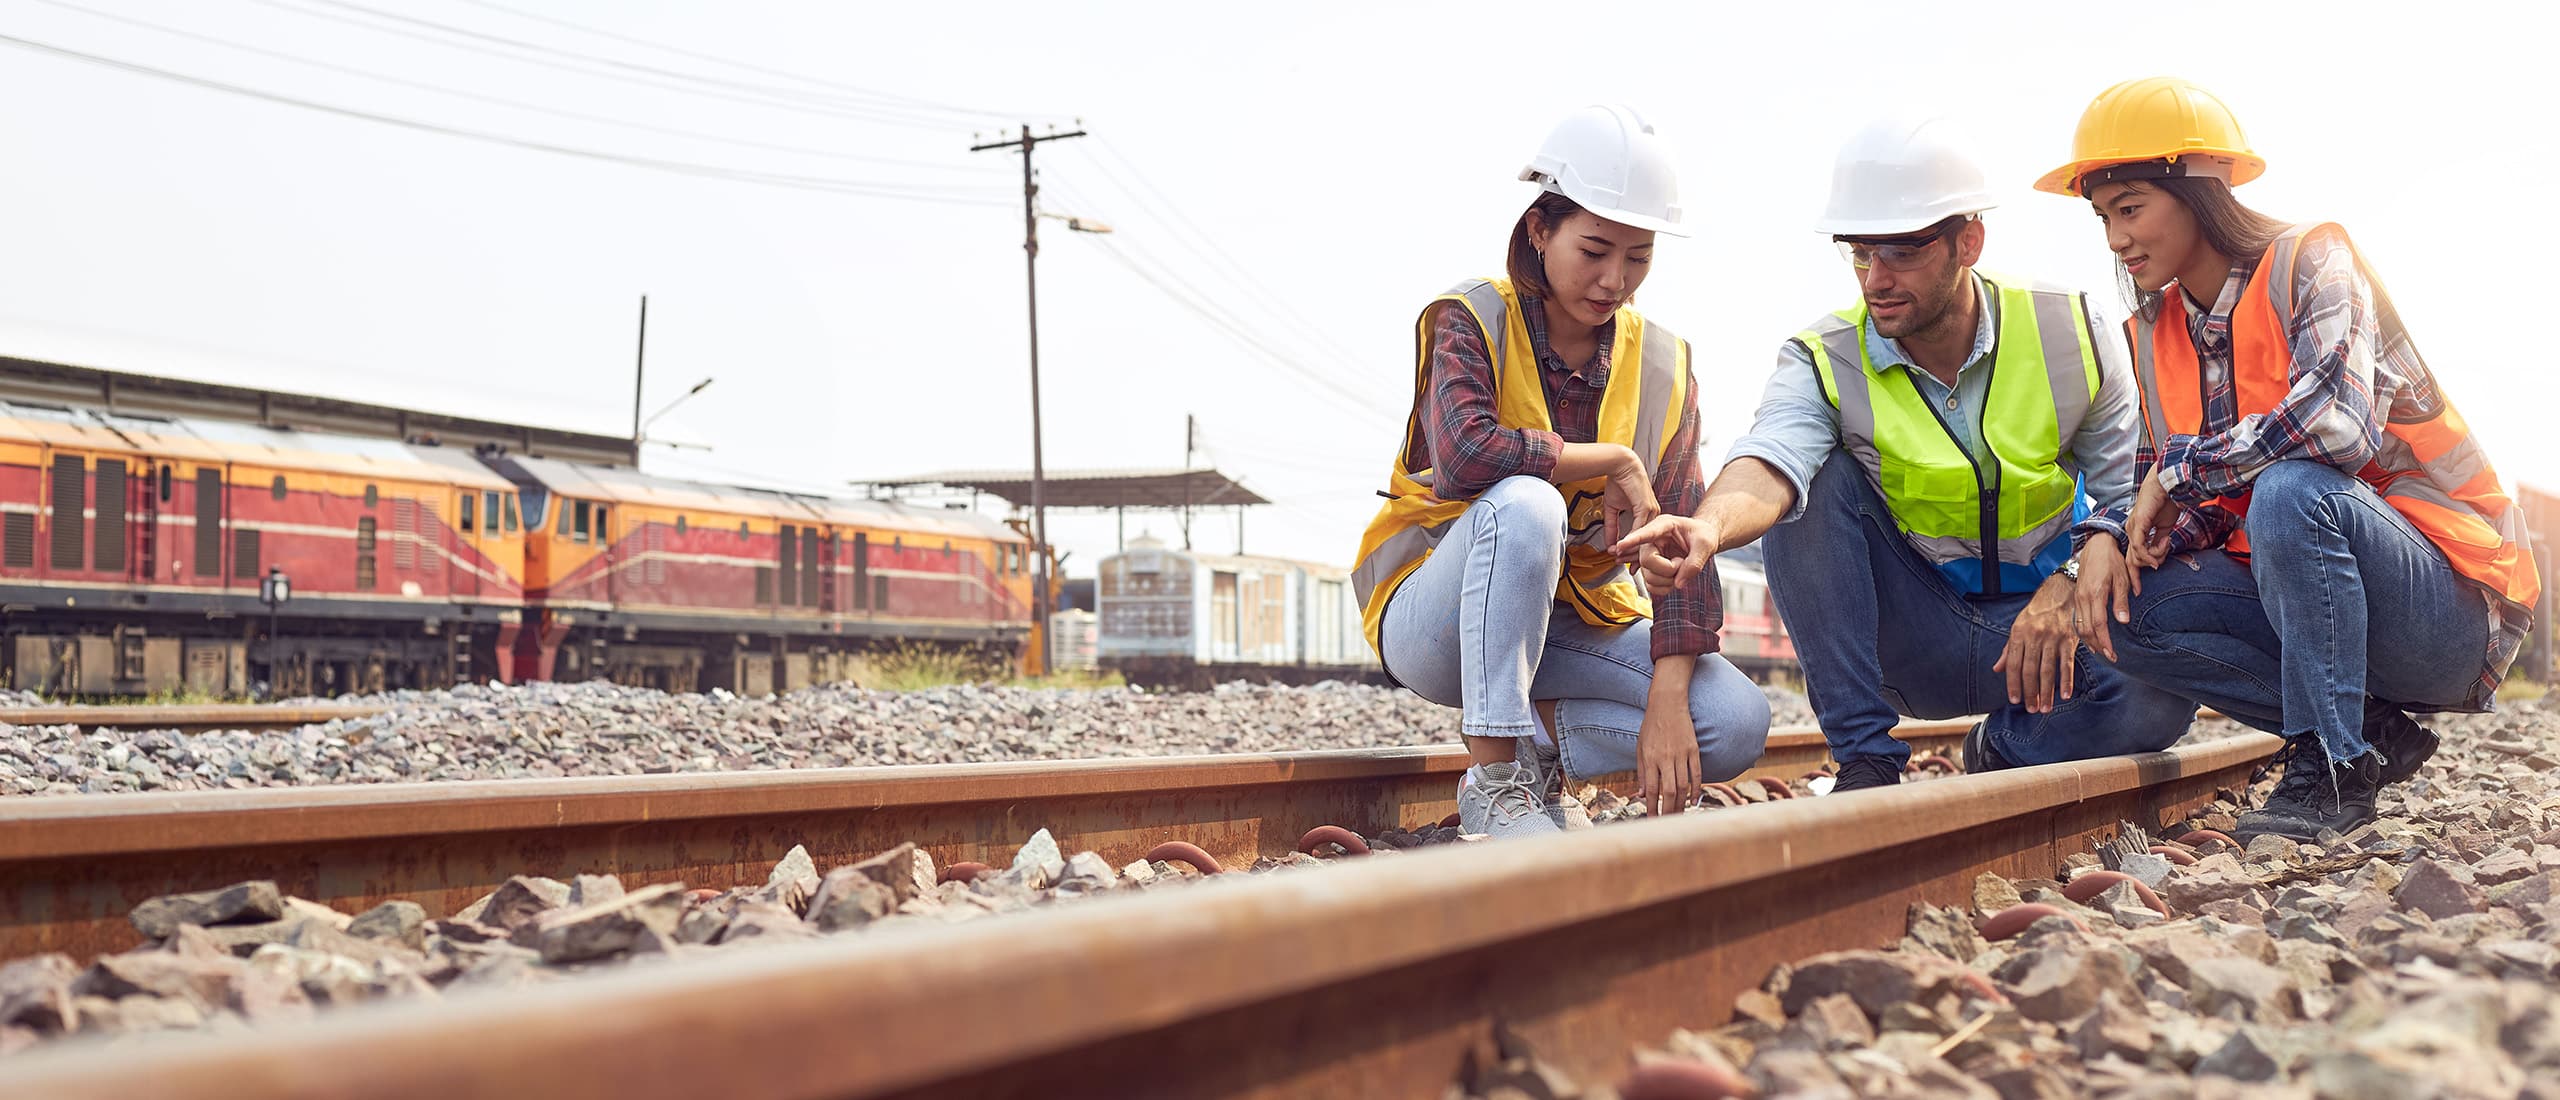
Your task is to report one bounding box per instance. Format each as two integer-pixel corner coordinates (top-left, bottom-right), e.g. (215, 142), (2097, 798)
(1905, 367), (2001, 598)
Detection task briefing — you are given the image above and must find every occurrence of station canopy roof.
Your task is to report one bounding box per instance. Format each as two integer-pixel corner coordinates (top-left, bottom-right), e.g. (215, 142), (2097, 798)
(852, 467), (1267, 510)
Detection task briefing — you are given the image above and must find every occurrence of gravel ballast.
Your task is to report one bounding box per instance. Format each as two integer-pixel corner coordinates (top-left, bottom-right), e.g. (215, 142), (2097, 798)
(0, 680), (1815, 797)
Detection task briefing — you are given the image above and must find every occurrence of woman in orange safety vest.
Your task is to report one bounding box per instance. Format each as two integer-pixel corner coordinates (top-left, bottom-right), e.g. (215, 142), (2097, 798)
(2038, 77), (2540, 843)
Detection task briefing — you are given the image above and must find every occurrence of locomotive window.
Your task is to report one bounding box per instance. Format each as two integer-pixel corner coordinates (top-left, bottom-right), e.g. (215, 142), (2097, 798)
(942, 541), (952, 558)
(365, 484), (378, 508)
(555, 499), (572, 537)
(485, 492), (501, 534)
(271, 475), (287, 501)
(157, 466), (172, 502)
(593, 505), (608, 539)
(503, 493), (520, 533)
(459, 492), (477, 533)
(675, 515), (687, 536)
(739, 521), (750, 539)
(572, 501), (591, 543)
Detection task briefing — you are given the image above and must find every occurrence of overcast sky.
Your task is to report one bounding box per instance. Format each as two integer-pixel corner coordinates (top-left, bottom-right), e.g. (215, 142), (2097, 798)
(1, 0), (2545, 577)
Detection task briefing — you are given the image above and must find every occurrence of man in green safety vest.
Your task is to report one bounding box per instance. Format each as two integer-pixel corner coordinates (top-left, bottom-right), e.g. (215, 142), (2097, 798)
(1614, 117), (2195, 791)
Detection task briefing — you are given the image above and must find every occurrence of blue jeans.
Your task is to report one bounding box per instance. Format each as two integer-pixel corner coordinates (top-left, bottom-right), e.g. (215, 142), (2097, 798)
(1377, 476), (1772, 781)
(1764, 452), (2196, 767)
(2104, 460), (2490, 763)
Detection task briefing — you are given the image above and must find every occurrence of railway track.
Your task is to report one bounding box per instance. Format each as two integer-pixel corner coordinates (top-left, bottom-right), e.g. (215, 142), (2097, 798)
(0, 703), (385, 735)
(0, 715), (2278, 1098)
(0, 719), (1967, 961)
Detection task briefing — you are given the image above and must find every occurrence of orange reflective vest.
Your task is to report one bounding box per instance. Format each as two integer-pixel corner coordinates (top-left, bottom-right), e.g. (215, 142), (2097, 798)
(2129, 223), (2540, 615)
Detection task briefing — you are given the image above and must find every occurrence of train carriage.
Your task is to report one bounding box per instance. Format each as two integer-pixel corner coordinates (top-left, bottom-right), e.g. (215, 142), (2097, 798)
(490, 456), (1033, 694)
(0, 402), (525, 696)
(1094, 537), (1378, 689)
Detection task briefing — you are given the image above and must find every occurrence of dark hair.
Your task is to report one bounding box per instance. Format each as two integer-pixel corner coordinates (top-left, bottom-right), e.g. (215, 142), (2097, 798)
(1506, 190), (1583, 301)
(2121, 174), (2291, 320)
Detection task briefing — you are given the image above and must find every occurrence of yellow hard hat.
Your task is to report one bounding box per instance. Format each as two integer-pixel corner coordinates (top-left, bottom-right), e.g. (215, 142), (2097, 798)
(2034, 77), (2265, 197)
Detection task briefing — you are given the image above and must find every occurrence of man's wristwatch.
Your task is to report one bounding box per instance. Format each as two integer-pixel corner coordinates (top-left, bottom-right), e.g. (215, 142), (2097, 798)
(2061, 557), (2081, 582)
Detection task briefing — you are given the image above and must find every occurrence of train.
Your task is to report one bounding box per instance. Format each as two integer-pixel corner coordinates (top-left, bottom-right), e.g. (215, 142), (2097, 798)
(0, 372), (1035, 697)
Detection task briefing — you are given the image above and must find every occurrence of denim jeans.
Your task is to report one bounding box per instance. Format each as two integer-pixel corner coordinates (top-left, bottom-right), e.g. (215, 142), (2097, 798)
(2104, 459), (2490, 764)
(1377, 476), (1772, 781)
(1764, 452), (2197, 768)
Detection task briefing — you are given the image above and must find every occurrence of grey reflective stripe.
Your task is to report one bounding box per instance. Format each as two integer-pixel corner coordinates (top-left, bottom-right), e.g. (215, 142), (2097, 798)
(2422, 433), (2492, 490)
(1449, 279), (1512, 364)
(1629, 323), (1679, 477)
(2008, 503), (2080, 565)
(1350, 523), (1445, 606)
(1809, 317), (1883, 477)
(2031, 290), (2095, 438)
(2131, 317), (2170, 453)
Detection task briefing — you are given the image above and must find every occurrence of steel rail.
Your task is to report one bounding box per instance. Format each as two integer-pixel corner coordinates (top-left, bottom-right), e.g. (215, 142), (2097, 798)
(0, 719), (1971, 961)
(0, 732), (2282, 1100)
(0, 703), (386, 734)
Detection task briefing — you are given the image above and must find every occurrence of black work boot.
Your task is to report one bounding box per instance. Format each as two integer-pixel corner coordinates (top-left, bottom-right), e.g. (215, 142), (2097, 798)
(1827, 756), (1903, 793)
(2362, 697), (2440, 786)
(1961, 720), (2016, 774)
(2235, 734), (2386, 842)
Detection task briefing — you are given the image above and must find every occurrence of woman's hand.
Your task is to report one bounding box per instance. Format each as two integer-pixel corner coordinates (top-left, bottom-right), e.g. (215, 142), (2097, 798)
(1637, 658), (1699, 816)
(1602, 447), (1660, 548)
(2125, 469), (2182, 570)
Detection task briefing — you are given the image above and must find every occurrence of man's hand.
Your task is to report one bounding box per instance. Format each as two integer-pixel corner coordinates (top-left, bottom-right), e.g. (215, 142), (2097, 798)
(2072, 536), (2134, 661)
(1992, 575), (2080, 714)
(1601, 448), (1660, 549)
(1612, 514), (1719, 598)
(2125, 469), (2182, 570)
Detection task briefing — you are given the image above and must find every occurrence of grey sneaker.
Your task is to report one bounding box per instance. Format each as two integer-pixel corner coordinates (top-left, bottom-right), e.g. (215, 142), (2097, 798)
(1456, 760), (1564, 839)
(1524, 739), (1592, 830)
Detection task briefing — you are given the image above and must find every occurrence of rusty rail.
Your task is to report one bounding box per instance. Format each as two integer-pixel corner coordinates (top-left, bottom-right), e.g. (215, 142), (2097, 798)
(0, 719), (1970, 961)
(0, 732), (2281, 1100)
(0, 704), (386, 734)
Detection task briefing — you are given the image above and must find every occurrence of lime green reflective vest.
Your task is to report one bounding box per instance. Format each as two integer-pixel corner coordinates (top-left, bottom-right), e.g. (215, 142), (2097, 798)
(1794, 277), (2101, 597)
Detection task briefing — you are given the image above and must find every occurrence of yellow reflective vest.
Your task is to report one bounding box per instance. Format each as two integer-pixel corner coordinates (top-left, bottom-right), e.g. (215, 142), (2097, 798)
(1795, 276), (2101, 597)
(1352, 278), (1690, 655)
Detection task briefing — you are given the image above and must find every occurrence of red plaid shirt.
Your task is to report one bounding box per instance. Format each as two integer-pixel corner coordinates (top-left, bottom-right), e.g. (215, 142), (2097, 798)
(1414, 293), (1720, 658)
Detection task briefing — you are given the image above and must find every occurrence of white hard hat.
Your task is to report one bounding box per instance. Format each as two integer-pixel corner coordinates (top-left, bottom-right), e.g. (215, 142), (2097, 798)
(1518, 104), (1688, 238)
(1813, 116), (1998, 237)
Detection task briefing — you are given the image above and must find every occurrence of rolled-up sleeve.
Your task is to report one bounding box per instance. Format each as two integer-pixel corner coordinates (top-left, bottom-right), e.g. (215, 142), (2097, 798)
(1720, 338), (1841, 523)
(1646, 361), (1722, 659)
(1420, 302), (1560, 499)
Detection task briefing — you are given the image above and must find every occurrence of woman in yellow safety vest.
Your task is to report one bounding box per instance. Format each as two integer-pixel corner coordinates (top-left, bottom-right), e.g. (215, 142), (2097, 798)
(2039, 77), (2540, 842)
(1350, 105), (1770, 838)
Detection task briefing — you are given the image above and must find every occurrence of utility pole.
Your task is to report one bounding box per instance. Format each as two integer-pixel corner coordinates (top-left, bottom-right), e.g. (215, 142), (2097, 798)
(1181, 414), (1195, 550)
(972, 123), (1086, 675)
(628, 295), (649, 467)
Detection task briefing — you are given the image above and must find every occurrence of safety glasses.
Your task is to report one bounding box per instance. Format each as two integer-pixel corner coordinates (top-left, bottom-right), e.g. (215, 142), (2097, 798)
(1835, 220), (1961, 272)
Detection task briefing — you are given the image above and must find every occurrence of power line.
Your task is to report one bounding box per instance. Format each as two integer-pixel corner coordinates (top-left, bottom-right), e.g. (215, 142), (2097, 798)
(246, 0), (992, 131)
(0, 32), (1012, 204)
(1086, 136), (1375, 374)
(30, 0), (1001, 173)
(448, 0), (1067, 124)
(1062, 141), (1384, 399)
(1075, 234), (1397, 426)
